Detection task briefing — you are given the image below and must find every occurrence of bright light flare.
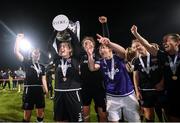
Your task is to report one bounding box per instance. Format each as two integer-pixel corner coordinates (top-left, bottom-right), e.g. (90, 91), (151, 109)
(48, 53), (52, 59)
(19, 38), (32, 51)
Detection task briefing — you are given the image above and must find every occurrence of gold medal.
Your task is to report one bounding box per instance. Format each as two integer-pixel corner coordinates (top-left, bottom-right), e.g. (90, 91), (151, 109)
(63, 77), (67, 81)
(172, 75), (178, 80)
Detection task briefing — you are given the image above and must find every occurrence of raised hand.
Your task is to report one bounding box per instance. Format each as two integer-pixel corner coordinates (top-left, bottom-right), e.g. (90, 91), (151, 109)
(16, 33), (24, 39)
(96, 34), (110, 45)
(98, 16), (107, 24)
(17, 33), (24, 38)
(131, 25), (138, 35)
(85, 45), (94, 56)
(15, 33), (25, 62)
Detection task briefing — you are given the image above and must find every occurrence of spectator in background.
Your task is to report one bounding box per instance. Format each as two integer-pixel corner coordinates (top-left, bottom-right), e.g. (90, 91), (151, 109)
(15, 67), (25, 93)
(0, 70), (4, 88)
(3, 69), (11, 90)
(11, 70), (17, 90)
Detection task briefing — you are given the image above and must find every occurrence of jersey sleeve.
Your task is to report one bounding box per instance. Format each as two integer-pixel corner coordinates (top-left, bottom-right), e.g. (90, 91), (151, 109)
(94, 54), (100, 65)
(132, 57), (139, 71)
(41, 64), (46, 76)
(67, 29), (81, 60)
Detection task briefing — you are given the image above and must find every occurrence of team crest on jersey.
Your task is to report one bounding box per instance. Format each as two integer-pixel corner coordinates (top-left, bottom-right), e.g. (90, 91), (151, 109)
(83, 60), (88, 63)
(58, 64), (71, 68)
(103, 66), (107, 69)
(105, 68), (119, 76)
(141, 65), (158, 72)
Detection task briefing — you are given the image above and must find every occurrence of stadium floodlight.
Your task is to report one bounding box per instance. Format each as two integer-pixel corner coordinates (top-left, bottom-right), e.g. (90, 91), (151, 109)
(19, 38), (32, 52)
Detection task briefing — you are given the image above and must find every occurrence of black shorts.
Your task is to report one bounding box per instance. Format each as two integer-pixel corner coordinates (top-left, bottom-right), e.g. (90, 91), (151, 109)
(155, 90), (167, 108)
(81, 86), (106, 111)
(22, 86), (45, 110)
(54, 90), (83, 122)
(139, 90), (157, 108)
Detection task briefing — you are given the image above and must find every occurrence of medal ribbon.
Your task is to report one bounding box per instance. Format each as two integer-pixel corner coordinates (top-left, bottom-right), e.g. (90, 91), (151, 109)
(33, 62), (41, 77)
(104, 55), (115, 80)
(139, 52), (150, 74)
(60, 59), (68, 77)
(168, 53), (178, 75)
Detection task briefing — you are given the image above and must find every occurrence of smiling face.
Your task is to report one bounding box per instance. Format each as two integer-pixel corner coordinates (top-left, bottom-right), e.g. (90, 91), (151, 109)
(58, 42), (72, 58)
(163, 34), (180, 54)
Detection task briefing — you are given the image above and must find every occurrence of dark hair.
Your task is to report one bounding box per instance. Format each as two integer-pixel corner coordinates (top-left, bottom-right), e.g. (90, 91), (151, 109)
(58, 41), (72, 50)
(99, 43), (110, 48)
(56, 30), (72, 42)
(55, 29), (73, 54)
(163, 33), (180, 43)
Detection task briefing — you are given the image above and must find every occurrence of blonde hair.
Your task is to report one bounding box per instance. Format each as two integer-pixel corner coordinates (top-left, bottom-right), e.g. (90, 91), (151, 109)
(81, 36), (96, 47)
(125, 47), (137, 62)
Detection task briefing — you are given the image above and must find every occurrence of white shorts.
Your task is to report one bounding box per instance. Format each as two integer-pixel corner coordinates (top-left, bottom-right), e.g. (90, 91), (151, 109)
(106, 92), (140, 122)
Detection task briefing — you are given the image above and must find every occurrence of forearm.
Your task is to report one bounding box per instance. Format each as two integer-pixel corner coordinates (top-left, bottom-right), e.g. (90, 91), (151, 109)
(133, 71), (140, 93)
(133, 32), (157, 56)
(68, 29), (81, 59)
(155, 77), (164, 91)
(108, 42), (125, 59)
(42, 76), (48, 93)
(87, 54), (99, 71)
(102, 23), (110, 38)
(14, 37), (24, 62)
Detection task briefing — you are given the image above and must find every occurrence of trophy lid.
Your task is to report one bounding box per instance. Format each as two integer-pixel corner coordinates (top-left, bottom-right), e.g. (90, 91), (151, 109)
(52, 14), (69, 31)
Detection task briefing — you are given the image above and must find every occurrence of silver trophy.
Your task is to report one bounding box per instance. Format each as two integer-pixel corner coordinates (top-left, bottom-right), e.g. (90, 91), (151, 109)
(52, 14), (80, 53)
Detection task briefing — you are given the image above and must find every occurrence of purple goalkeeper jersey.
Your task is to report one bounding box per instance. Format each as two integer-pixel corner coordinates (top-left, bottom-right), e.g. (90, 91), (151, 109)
(98, 55), (134, 97)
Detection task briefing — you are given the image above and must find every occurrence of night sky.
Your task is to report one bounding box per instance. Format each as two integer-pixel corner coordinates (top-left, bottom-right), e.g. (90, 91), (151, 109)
(0, 0), (180, 70)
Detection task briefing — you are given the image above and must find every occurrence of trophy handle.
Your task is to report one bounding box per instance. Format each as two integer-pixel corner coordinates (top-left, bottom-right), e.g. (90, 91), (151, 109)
(68, 21), (80, 42)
